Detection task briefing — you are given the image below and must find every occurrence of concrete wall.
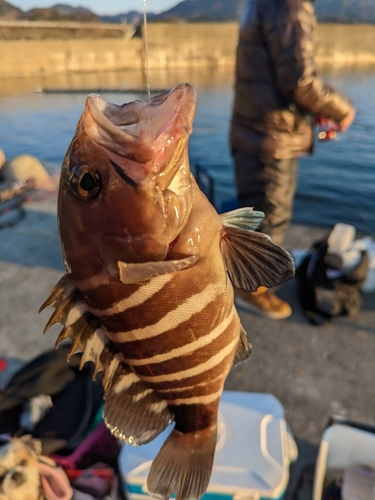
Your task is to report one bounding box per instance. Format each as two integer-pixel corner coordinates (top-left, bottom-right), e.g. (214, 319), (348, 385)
(0, 23), (375, 78)
(0, 38), (142, 78)
(144, 23), (239, 69)
(316, 24), (375, 66)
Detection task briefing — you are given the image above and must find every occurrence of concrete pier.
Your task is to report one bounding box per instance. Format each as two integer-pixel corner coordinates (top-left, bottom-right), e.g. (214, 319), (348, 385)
(0, 196), (374, 499)
(1, 23), (375, 79)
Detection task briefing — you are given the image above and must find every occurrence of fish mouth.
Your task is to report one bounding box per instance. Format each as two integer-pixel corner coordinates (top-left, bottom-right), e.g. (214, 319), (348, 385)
(83, 83), (197, 179)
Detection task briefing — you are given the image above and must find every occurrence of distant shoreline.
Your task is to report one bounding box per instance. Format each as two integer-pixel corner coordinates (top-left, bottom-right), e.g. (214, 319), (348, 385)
(0, 22), (375, 80)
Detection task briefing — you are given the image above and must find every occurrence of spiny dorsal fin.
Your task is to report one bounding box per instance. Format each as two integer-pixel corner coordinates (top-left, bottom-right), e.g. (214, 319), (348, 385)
(232, 324), (252, 367)
(221, 207), (264, 231)
(118, 254), (199, 284)
(220, 226), (295, 292)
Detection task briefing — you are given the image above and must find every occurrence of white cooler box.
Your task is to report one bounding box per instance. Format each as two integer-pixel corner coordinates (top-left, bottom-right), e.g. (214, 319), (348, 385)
(313, 423), (375, 500)
(119, 391), (298, 500)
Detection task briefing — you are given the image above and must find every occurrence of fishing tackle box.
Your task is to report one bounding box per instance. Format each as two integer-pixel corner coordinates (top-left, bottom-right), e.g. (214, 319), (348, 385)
(119, 391), (298, 500)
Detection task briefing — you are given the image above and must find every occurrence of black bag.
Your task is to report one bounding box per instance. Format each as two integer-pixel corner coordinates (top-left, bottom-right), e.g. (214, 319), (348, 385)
(296, 237), (369, 326)
(0, 345), (104, 454)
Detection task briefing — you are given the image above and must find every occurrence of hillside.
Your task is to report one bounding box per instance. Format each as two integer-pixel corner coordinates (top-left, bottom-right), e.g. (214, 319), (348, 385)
(157, 0), (246, 22)
(1, 0), (375, 24)
(101, 11), (157, 24)
(0, 0), (23, 19)
(0, 1), (99, 22)
(102, 0), (375, 24)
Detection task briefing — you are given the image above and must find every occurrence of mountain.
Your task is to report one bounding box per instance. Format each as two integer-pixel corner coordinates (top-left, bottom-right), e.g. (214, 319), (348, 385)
(1, 0), (375, 24)
(101, 10), (157, 24)
(0, 0), (23, 19)
(314, 0), (375, 23)
(25, 4), (99, 22)
(0, 1), (99, 22)
(156, 0), (246, 22)
(101, 0), (375, 24)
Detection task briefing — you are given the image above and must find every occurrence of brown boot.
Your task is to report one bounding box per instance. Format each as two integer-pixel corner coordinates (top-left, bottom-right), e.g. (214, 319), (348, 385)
(235, 286), (292, 319)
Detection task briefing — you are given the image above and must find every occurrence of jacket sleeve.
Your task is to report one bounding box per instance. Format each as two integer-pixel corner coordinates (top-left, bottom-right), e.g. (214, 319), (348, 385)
(261, 0), (353, 122)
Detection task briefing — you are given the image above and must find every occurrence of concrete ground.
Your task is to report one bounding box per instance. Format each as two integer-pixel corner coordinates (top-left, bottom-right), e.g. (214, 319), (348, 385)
(0, 197), (374, 499)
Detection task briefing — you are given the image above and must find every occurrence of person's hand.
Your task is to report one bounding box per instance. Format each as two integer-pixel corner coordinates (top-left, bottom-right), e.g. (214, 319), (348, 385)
(339, 108), (356, 132)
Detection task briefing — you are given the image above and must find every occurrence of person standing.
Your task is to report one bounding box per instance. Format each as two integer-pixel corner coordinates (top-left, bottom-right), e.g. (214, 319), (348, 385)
(230, 0), (356, 319)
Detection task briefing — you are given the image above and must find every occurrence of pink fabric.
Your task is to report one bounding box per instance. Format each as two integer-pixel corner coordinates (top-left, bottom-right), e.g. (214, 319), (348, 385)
(37, 462), (73, 500)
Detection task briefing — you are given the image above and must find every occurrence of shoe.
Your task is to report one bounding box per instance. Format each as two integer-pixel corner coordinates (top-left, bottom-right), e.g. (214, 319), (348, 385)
(235, 286), (292, 319)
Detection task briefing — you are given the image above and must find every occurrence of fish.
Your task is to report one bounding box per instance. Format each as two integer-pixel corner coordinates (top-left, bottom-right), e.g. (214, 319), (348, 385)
(40, 83), (295, 500)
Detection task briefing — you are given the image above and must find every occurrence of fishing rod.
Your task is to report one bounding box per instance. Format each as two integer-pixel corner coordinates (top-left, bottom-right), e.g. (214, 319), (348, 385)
(316, 118), (375, 142)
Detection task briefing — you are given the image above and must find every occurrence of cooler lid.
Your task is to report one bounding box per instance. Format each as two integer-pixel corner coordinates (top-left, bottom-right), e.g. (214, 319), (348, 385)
(119, 391), (292, 499)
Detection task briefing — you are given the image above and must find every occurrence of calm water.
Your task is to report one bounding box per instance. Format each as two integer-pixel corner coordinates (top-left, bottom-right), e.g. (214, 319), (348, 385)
(1, 68), (375, 234)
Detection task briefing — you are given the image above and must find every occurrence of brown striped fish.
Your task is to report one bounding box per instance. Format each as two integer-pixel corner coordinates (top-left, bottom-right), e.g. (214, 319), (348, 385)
(41, 83), (294, 500)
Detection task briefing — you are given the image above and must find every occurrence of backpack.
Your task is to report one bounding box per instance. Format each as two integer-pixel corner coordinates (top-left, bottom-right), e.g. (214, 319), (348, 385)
(296, 237), (369, 326)
(0, 345), (106, 455)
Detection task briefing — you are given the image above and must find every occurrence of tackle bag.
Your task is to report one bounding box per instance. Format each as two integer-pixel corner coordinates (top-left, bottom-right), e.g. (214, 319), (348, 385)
(296, 234), (369, 326)
(0, 345), (117, 459)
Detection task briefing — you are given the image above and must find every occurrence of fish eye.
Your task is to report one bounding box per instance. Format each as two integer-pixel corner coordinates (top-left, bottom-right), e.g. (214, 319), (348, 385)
(69, 164), (101, 201)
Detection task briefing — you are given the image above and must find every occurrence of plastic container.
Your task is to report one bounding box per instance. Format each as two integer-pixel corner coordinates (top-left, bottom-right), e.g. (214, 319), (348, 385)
(313, 424), (375, 500)
(119, 391), (298, 500)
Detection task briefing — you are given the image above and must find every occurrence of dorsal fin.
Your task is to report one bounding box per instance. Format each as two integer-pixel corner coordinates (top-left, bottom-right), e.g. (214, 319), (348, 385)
(232, 325), (252, 367)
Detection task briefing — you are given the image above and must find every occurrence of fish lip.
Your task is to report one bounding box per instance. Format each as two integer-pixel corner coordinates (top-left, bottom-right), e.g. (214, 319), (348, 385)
(83, 83), (197, 165)
(86, 83), (196, 147)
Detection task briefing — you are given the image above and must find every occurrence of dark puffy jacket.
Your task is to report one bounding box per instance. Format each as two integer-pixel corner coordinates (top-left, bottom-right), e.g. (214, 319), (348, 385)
(230, 0), (354, 159)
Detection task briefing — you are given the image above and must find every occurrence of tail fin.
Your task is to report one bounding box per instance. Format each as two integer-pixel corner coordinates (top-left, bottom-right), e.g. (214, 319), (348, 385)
(147, 424), (217, 500)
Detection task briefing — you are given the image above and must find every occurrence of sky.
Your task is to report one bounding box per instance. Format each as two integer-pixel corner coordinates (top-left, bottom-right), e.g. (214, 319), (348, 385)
(10, 0), (179, 15)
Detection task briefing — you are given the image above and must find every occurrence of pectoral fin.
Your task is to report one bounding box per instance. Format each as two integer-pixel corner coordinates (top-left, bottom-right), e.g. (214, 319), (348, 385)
(221, 207), (264, 231)
(118, 254), (199, 284)
(220, 224), (295, 292)
(232, 325), (252, 366)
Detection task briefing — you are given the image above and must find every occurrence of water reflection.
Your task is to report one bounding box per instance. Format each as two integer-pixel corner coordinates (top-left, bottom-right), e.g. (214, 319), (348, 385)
(1, 67), (375, 234)
(0, 66), (235, 97)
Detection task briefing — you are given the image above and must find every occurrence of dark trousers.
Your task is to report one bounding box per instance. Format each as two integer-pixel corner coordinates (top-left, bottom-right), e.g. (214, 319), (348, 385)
(232, 149), (299, 245)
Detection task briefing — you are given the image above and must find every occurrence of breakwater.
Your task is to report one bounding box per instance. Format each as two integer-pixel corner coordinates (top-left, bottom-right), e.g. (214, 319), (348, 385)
(0, 22), (375, 79)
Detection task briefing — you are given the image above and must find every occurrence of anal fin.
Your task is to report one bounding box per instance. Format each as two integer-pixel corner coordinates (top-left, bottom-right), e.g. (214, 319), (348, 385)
(232, 325), (252, 367)
(103, 368), (173, 446)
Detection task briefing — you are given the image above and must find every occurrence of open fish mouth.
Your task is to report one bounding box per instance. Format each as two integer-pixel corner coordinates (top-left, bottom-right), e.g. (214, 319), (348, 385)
(83, 83), (197, 168)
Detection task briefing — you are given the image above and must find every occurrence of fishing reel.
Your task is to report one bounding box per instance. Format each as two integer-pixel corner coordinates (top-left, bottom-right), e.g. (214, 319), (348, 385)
(316, 117), (340, 142)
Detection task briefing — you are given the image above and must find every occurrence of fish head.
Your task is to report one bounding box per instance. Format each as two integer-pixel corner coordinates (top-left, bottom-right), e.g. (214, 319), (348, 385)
(58, 83), (197, 276)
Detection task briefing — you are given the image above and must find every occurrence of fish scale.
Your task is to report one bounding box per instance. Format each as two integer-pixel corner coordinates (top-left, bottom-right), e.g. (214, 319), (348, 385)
(41, 83), (294, 500)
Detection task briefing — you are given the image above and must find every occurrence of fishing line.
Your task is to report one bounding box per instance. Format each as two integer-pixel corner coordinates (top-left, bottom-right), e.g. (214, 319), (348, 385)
(143, 0), (153, 142)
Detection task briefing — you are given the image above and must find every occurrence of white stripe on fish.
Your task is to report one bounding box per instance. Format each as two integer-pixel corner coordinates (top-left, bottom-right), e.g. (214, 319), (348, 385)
(137, 336), (238, 383)
(124, 308), (235, 366)
(157, 373), (224, 394)
(89, 274), (173, 317)
(112, 371), (139, 393)
(65, 303), (88, 326)
(107, 283), (219, 342)
(132, 389), (154, 402)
